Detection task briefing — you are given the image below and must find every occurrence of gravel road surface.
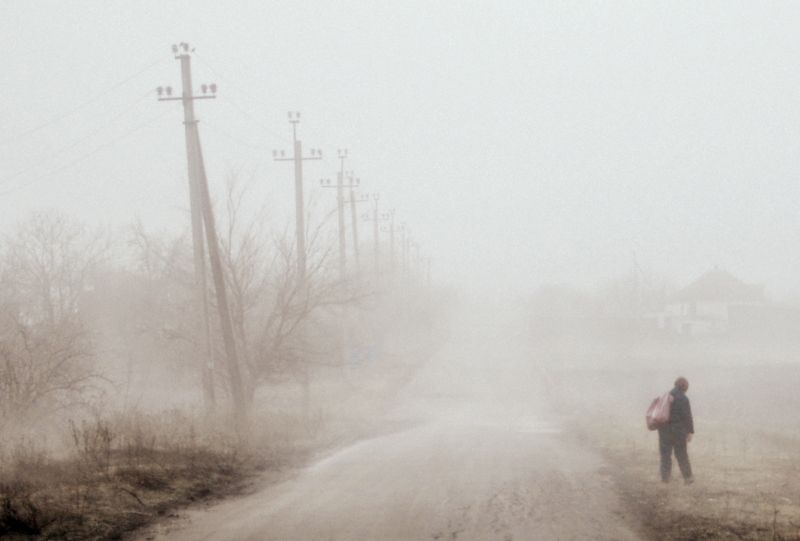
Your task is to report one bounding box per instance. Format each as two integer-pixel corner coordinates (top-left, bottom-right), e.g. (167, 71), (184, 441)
(136, 301), (641, 541)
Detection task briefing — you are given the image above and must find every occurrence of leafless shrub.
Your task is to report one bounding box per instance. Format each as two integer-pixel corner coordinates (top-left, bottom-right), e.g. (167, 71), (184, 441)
(0, 211), (109, 419)
(0, 437), (58, 536)
(0, 484), (45, 535)
(69, 417), (114, 477)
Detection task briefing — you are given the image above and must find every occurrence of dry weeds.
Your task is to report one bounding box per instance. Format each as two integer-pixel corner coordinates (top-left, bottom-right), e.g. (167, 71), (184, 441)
(0, 349), (427, 540)
(555, 363), (800, 541)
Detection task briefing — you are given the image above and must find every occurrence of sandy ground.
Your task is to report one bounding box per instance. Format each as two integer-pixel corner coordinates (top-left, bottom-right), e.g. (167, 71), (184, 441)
(134, 300), (642, 541)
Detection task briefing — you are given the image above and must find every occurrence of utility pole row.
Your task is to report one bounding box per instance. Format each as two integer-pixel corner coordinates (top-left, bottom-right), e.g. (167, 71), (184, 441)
(157, 43), (430, 425)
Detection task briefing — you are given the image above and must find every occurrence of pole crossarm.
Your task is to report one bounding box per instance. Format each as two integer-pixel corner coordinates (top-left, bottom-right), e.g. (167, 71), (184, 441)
(157, 96), (215, 102)
(345, 193), (370, 205)
(273, 154), (322, 162)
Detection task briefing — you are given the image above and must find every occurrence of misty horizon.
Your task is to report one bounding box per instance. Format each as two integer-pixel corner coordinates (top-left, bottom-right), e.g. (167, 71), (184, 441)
(2, 2), (800, 299)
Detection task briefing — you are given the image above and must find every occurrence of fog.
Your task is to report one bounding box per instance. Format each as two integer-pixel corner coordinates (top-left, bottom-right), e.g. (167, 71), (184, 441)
(3, 2), (800, 297)
(3, 2), (800, 539)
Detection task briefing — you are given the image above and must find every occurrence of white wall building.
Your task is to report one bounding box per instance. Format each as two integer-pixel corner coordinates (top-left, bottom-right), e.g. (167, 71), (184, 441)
(661, 268), (765, 335)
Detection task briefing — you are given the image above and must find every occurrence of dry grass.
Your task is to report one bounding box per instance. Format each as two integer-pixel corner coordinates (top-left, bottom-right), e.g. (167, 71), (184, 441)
(551, 362), (800, 541)
(0, 411), (252, 540)
(0, 348), (428, 540)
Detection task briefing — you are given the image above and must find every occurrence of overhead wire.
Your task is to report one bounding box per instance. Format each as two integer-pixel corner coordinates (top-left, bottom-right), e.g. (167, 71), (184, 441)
(193, 52), (286, 140)
(187, 53), (374, 220)
(201, 119), (268, 151)
(0, 52), (170, 146)
(191, 54), (400, 252)
(193, 52), (338, 165)
(0, 90), (157, 186)
(0, 107), (175, 197)
(193, 52), (268, 111)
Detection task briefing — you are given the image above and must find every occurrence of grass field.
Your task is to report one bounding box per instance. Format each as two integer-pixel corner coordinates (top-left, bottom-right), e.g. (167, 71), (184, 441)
(548, 357), (800, 540)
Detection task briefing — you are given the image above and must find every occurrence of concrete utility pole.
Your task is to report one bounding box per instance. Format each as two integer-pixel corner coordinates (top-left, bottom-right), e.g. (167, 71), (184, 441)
(425, 256), (432, 289)
(632, 251), (640, 314)
(399, 226), (414, 277)
(344, 172), (368, 273)
(361, 193), (382, 274)
(411, 239), (421, 277)
(319, 149), (348, 280)
(273, 113), (322, 282)
(398, 222), (408, 274)
(158, 43), (245, 421)
(404, 234), (412, 275)
(157, 42), (218, 414)
(381, 209), (396, 273)
(195, 136), (247, 422)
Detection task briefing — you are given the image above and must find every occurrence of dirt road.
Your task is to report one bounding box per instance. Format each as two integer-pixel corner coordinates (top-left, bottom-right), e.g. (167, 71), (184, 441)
(136, 300), (642, 541)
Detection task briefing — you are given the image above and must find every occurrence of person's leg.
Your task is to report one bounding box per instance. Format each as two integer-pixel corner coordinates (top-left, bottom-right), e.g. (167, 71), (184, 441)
(674, 438), (693, 482)
(659, 433), (673, 482)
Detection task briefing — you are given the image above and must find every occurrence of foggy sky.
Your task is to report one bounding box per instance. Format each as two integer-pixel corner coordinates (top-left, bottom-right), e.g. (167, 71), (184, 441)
(2, 1), (800, 298)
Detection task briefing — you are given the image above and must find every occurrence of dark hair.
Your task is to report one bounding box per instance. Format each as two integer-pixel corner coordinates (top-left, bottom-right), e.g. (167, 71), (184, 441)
(675, 377), (689, 392)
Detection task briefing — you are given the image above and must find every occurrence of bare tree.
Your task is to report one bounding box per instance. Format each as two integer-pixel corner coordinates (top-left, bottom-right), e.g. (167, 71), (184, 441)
(125, 175), (361, 416)
(0, 211), (109, 418)
(217, 175), (353, 409)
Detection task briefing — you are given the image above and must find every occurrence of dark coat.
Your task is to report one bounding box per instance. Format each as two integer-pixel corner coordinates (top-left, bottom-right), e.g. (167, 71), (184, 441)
(659, 386), (694, 441)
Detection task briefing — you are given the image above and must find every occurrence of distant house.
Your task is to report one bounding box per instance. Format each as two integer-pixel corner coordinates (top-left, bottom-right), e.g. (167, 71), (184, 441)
(661, 268), (765, 335)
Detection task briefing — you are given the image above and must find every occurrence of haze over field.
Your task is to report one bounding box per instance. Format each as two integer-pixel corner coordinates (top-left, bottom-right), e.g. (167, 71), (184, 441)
(2, 2), (800, 296)
(6, 4), (800, 540)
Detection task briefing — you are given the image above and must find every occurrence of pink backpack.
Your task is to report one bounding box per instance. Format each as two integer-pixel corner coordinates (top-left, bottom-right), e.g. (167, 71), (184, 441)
(646, 391), (673, 430)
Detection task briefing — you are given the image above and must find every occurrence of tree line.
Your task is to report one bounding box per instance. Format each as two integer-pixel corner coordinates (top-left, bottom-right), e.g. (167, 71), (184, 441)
(0, 176), (440, 427)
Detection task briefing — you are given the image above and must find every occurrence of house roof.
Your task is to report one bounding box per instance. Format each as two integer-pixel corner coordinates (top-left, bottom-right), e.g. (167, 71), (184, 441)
(669, 268), (765, 304)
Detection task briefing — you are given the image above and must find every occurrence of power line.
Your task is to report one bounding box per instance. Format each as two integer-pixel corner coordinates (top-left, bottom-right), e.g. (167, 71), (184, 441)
(193, 53), (287, 140)
(202, 117), (270, 150)
(193, 52), (266, 110)
(194, 54), (335, 162)
(0, 108), (172, 197)
(0, 90), (157, 186)
(217, 93), (279, 135)
(0, 53), (170, 145)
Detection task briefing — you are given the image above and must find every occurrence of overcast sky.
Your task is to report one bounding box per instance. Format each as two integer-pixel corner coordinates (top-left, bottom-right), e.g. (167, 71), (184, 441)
(2, 1), (800, 298)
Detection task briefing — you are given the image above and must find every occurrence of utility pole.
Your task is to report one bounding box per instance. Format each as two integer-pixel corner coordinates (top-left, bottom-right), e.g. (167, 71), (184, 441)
(158, 43), (245, 422)
(319, 149), (348, 280)
(361, 193), (382, 274)
(381, 209), (396, 273)
(157, 42), (217, 414)
(398, 222), (408, 274)
(411, 239), (421, 277)
(426, 256), (432, 289)
(632, 251), (640, 314)
(404, 234), (412, 276)
(273, 113), (322, 282)
(344, 172), (368, 274)
(196, 135), (247, 422)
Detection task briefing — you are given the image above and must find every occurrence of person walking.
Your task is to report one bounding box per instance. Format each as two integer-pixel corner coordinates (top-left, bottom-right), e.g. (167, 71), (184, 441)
(658, 376), (694, 484)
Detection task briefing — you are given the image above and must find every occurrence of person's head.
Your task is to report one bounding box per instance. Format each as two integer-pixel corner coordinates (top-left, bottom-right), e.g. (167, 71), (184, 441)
(675, 377), (689, 392)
